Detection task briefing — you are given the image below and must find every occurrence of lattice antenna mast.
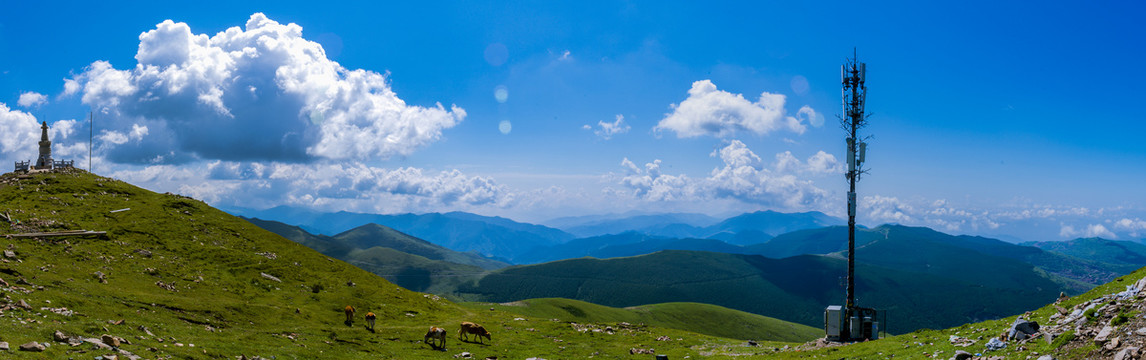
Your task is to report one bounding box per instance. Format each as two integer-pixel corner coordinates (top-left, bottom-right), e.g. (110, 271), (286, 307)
(840, 49), (869, 314)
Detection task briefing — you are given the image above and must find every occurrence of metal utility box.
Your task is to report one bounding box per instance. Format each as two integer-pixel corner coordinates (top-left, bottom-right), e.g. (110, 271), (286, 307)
(824, 305), (843, 340)
(826, 306), (880, 341)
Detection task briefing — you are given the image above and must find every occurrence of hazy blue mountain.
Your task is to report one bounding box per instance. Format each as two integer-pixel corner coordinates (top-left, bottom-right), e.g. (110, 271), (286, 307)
(552, 213), (720, 238)
(706, 210), (844, 239)
(229, 206), (574, 261)
(451, 250), (1068, 334)
(516, 232), (659, 264)
(546, 210), (843, 243)
(706, 229), (774, 246)
(1024, 238), (1146, 270)
(242, 217), (504, 292)
(750, 224), (1130, 288)
(587, 238), (750, 259)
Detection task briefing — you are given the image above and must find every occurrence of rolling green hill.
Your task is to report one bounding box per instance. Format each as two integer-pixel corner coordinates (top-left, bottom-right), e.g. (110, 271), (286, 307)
(331, 223), (509, 270)
(754, 224), (1126, 289)
(464, 298), (821, 342)
(1025, 237), (1146, 270)
(245, 218), (504, 292)
(451, 250), (1066, 334)
(230, 206), (573, 261)
(0, 169), (783, 359)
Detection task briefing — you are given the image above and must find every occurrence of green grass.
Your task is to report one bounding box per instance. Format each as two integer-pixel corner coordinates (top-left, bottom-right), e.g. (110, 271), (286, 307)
(3, 169), (1143, 359)
(462, 298), (821, 342)
(0, 169), (769, 359)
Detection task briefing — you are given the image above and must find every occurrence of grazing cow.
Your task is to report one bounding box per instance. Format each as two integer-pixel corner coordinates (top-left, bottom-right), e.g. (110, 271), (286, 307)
(344, 305), (356, 325)
(365, 312), (376, 332)
(459, 322), (491, 344)
(424, 326), (447, 349)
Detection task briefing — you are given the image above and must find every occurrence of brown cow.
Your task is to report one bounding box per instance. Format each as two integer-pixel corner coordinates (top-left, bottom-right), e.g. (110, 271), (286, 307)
(424, 326), (447, 349)
(365, 312), (376, 332)
(344, 305), (356, 325)
(459, 321), (491, 343)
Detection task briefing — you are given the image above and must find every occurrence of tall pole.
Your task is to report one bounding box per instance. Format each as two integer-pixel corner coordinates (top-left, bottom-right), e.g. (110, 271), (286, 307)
(89, 111), (93, 173)
(841, 50), (868, 327)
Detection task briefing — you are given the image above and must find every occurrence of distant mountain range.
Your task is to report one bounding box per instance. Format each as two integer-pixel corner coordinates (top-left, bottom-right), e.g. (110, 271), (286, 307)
(752, 225), (1130, 288)
(241, 208), (1146, 334)
(242, 217), (503, 292)
(228, 206), (847, 263)
(231, 206), (573, 262)
(449, 250), (1066, 334)
(545, 210), (843, 245)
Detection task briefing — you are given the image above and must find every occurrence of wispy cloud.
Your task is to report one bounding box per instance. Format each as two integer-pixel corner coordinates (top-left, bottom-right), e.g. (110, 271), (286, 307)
(584, 114), (631, 140)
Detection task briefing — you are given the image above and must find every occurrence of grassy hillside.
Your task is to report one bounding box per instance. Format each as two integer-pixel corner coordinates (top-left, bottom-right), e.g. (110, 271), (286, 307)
(464, 298), (821, 342)
(0, 169), (789, 359)
(755, 225), (1126, 290)
(331, 223), (508, 270)
(452, 250), (1064, 334)
(246, 218), (502, 292)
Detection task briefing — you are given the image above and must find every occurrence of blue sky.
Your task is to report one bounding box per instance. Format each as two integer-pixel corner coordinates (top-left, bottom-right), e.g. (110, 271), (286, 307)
(2, 1), (1144, 242)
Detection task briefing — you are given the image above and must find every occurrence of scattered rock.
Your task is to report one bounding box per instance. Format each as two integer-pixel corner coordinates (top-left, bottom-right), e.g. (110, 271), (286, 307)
(1137, 328), (1146, 336)
(102, 334), (121, 347)
(53, 330), (68, 342)
(1096, 325), (1115, 345)
(1115, 347), (1141, 360)
(155, 281), (176, 292)
(0, 342), (7, 351)
(1009, 318), (1040, 340)
(985, 337), (1006, 351)
(16, 299), (31, 309)
(629, 347), (655, 354)
(953, 350), (973, 360)
(18, 342), (45, 352)
(1036, 356), (1055, 360)
(454, 352), (472, 358)
(1106, 336), (1122, 351)
(2, 250), (14, 258)
(1054, 305), (1068, 315)
(134, 249), (152, 258)
(138, 325), (154, 337)
(260, 273), (281, 282)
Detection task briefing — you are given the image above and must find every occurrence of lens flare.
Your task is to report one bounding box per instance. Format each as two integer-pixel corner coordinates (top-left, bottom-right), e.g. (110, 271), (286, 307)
(498, 120), (512, 134)
(494, 85), (508, 103)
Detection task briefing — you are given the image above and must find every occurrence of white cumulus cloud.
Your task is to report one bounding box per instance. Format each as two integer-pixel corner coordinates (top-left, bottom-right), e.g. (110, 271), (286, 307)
(614, 140), (831, 211)
(71, 13), (464, 164)
(586, 114), (631, 140)
(655, 80), (808, 138)
(1060, 223), (1117, 239)
(0, 103), (42, 163)
(17, 92), (47, 108)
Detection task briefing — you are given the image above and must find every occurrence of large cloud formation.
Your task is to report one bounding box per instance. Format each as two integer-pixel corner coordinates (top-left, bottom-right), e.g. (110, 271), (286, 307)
(655, 80), (808, 138)
(615, 140), (832, 210)
(72, 13), (464, 164)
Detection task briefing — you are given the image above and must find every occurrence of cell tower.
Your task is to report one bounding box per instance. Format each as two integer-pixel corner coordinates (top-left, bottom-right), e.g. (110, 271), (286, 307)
(825, 49), (878, 342)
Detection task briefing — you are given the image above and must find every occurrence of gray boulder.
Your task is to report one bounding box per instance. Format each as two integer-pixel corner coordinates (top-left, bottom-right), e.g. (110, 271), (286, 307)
(18, 342), (45, 352)
(1009, 318), (1040, 340)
